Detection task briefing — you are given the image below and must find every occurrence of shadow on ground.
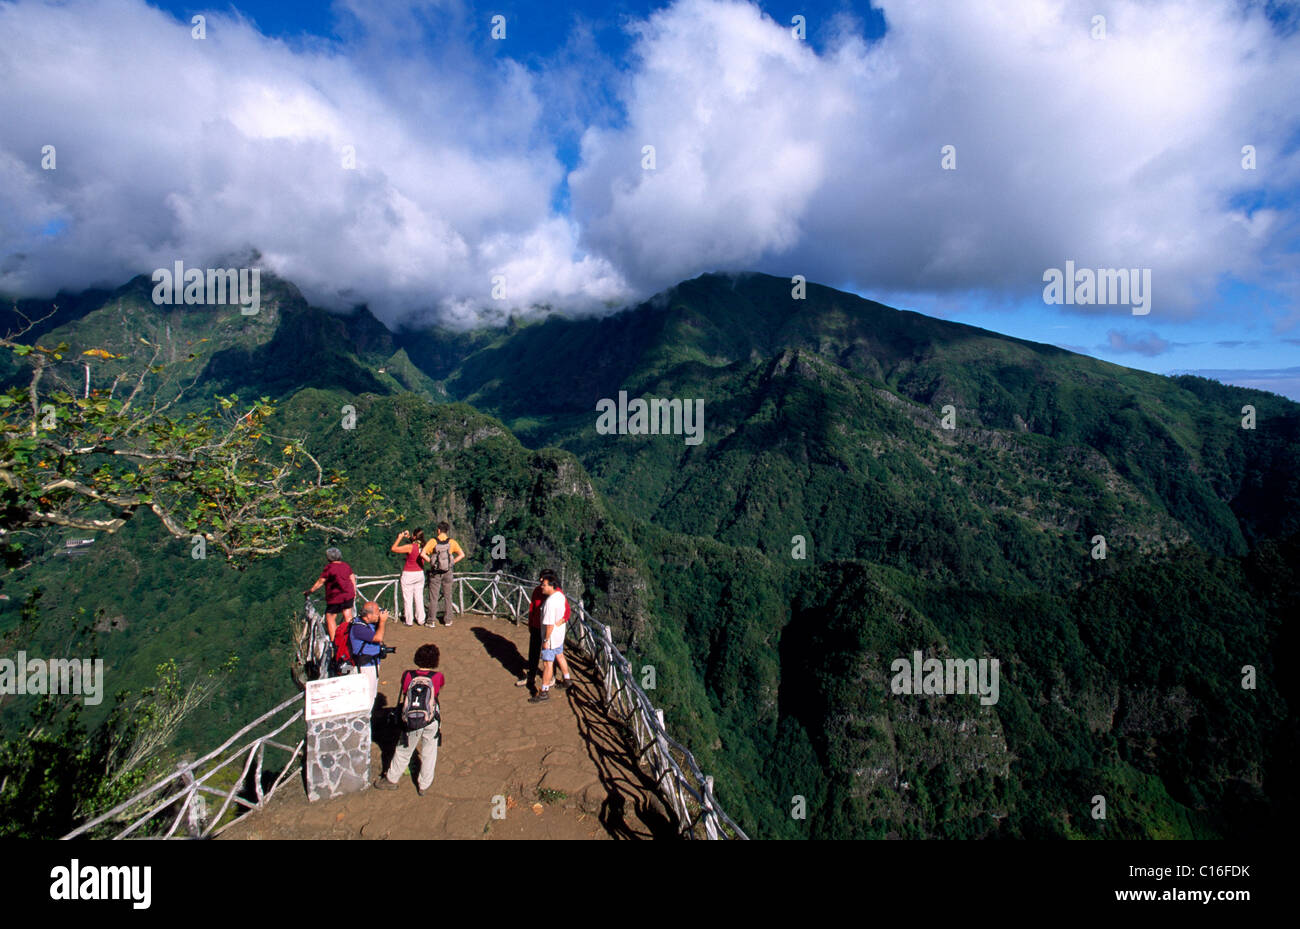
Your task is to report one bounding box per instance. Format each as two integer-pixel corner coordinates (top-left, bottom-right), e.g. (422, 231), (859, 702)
(471, 625), (528, 680)
(563, 650), (677, 840)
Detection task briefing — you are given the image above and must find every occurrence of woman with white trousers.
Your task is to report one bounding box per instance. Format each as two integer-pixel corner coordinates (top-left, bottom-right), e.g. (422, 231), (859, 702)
(391, 529), (428, 625)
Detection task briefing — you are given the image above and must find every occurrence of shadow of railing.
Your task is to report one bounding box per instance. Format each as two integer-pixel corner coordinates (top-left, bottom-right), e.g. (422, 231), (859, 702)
(64, 572), (747, 840)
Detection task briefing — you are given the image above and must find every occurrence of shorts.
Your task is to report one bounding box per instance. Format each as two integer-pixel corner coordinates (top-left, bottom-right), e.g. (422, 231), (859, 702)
(325, 602), (351, 616)
(541, 644), (564, 662)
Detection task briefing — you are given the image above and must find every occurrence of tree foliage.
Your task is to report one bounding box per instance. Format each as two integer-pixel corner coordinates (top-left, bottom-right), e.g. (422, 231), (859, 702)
(1, 316), (393, 564)
(0, 312), (397, 836)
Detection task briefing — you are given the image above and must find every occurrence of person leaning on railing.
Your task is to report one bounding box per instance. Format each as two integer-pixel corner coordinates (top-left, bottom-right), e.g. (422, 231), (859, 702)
(304, 547), (359, 638)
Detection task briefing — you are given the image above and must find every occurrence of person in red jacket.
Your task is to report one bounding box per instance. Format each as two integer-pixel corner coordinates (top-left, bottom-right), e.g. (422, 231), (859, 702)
(304, 547), (358, 637)
(515, 583), (547, 691)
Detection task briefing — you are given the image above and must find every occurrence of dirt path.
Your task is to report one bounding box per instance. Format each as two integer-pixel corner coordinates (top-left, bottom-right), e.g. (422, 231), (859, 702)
(221, 611), (674, 840)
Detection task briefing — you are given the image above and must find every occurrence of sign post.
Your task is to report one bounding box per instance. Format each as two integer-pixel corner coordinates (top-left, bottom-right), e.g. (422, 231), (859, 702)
(304, 675), (373, 802)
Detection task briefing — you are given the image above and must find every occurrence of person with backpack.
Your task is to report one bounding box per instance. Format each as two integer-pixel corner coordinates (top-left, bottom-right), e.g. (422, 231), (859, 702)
(330, 615), (358, 677)
(528, 570), (573, 704)
(391, 528), (427, 625)
(420, 521), (464, 626)
(516, 576), (572, 692)
(303, 547), (358, 638)
(349, 600), (389, 705)
(374, 644), (444, 795)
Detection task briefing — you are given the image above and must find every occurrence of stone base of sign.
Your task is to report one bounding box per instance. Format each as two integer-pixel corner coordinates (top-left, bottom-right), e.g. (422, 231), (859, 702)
(306, 713), (371, 802)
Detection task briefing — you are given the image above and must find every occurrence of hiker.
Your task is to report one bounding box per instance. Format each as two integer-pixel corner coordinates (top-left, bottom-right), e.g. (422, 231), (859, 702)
(374, 644), (444, 796)
(304, 547), (358, 638)
(516, 576), (571, 692)
(391, 529), (427, 626)
(515, 583), (547, 690)
(421, 521), (464, 626)
(349, 600), (389, 705)
(528, 570), (573, 704)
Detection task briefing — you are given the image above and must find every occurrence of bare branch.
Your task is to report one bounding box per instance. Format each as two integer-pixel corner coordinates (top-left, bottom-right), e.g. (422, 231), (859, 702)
(1, 303), (57, 343)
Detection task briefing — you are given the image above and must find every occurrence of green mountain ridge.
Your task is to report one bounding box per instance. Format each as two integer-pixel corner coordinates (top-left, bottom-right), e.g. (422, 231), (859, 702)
(401, 272), (1297, 575)
(2, 270), (1295, 839)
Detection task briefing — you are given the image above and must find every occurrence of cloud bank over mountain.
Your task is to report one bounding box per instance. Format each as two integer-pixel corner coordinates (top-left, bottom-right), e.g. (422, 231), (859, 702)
(2, 0), (1297, 329)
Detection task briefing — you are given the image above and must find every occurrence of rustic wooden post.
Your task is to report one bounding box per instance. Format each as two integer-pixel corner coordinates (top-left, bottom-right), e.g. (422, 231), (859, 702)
(177, 763), (202, 838)
(702, 775), (719, 840)
(252, 742), (266, 805)
(653, 709), (675, 823)
(602, 626), (615, 708)
(639, 704), (653, 754)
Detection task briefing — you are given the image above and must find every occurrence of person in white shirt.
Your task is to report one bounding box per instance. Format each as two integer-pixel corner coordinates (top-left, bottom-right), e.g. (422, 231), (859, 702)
(528, 570), (572, 704)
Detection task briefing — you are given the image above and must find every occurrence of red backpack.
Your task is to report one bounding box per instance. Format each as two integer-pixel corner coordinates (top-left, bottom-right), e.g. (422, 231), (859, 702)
(331, 620), (355, 673)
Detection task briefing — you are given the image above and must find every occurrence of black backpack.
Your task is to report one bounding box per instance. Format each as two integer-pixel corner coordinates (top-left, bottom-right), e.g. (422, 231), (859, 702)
(402, 671), (441, 731)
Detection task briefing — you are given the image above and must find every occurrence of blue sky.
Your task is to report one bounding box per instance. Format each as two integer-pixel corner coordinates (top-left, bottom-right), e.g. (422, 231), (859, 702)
(3, 0), (1298, 397)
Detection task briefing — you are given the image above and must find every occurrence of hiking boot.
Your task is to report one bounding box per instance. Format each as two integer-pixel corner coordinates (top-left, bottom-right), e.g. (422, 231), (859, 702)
(416, 785), (427, 797)
(556, 679), (572, 691)
(528, 691), (551, 704)
(514, 677), (529, 687)
(373, 778), (398, 791)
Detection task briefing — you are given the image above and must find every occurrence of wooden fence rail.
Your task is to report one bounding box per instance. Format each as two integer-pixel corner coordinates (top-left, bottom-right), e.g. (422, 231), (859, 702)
(63, 572), (747, 840)
(62, 691), (305, 840)
(444, 572), (748, 840)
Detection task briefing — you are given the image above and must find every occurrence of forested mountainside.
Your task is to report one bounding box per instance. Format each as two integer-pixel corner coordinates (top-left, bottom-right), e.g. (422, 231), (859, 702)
(2, 271), (1294, 838)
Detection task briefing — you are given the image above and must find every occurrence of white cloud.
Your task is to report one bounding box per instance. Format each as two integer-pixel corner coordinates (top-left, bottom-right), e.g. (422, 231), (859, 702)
(1104, 329), (1173, 356)
(569, 0), (1300, 319)
(0, 0), (628, 326)
(1, 0), (1297, 328)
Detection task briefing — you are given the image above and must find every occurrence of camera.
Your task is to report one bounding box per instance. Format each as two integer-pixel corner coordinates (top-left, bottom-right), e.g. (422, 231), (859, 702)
(378, 645), (397, 657)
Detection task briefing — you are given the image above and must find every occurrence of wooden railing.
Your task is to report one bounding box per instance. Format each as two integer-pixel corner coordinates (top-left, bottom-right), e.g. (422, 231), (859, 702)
(64, 572), (747, 840)
(62, 693), (305, 839)
(447, 572), (748, 839)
